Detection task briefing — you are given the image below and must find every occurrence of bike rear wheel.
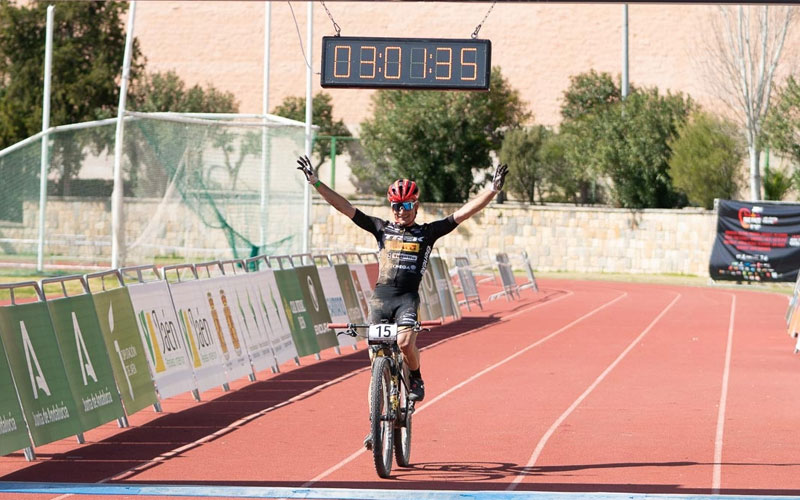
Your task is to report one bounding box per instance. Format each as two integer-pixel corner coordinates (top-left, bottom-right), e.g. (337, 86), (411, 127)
(394, 363), (412, 467)
(370, 356), (394, 478)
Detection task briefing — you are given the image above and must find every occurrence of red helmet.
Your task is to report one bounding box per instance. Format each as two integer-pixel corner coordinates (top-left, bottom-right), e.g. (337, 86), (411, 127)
(387, 179), (419, 203)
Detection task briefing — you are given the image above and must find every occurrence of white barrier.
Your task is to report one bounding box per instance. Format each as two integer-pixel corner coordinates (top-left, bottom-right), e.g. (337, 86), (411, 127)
(126, 276), (196, 399)
(244, 256), (299, 367)
(453, 256), (482, 311)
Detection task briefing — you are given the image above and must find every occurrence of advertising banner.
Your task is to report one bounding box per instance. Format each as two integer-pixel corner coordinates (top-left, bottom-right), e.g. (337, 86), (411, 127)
(317, 265), (356, 347)
(709, 199), (800, 282)
(164, 281), (227, 393)
(0, 302), (82, 446)
(228, 273), (277, 373)
(127, 281), (196, 399)
(350, 262), (374, 305)
(293, 264), (338, 351)
(273, 268), (319, 357)
(0, 339), (31, 456)
(363, 258), (379, 287)
(46, 295), (125, 431)
(334, 263), (366, 324)
(195, 276), (254, 383)
(247, 268), (298, 365)
(91, 287), (158, 415)
(420, 267), (443, 321)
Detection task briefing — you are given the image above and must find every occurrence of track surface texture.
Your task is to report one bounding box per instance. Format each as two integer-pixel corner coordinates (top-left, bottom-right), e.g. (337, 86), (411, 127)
(0, 278), (797, 499)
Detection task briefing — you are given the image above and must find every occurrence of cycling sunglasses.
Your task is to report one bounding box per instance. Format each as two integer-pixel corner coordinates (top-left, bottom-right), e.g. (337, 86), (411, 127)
(391, 201), (415, 212)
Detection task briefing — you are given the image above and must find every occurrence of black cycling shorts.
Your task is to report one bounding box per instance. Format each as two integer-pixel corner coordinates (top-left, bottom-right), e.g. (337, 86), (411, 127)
(368, 285), (420, 327)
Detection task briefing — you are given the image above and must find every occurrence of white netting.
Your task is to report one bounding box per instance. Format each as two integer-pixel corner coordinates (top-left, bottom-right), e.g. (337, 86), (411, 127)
(0, 113), (310, 269)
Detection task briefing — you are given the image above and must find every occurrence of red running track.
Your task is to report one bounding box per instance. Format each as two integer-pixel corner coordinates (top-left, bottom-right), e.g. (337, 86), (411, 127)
(0, 278), (797, 499)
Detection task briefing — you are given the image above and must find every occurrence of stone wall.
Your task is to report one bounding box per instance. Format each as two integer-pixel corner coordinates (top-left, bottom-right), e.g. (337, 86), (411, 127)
(311, 199), (717, 276)
(0, 197), (717, 276)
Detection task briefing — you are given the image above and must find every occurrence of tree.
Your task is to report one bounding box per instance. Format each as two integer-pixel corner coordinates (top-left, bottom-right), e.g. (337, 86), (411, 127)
(763, 165), (793, 201)
(271, 92), (351, 174)
(560, 70), (623, 121)
(130, 71), (238, 113)
(668, 111), (744, 209)
(564, 86), (694, 209)
(703, 5), (795, 200)
(763, 75), (800, 168)
(558, 70), (624, 205)
(124, 70), (243, 195)
(498, 126), (550, 204)
(353, 67), (531, 203)
(0, 1), (143, 202)
(0, 1), (143, 149)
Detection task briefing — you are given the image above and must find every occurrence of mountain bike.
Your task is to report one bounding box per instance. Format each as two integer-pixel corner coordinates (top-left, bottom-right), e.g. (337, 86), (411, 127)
(329, 320), (440, 478)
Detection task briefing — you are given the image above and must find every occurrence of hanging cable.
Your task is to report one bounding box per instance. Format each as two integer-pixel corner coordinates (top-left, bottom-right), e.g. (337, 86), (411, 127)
(471, 1), (497, 39)
(287, 2), (315, 72)
(320, 0), (341, 36)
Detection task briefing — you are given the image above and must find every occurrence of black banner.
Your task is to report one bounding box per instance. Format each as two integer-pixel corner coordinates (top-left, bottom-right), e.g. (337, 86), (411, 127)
(709, 200), (800, 282)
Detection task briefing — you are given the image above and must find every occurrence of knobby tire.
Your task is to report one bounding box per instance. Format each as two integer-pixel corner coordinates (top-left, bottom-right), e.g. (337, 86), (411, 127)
(370, 356), (394, 478)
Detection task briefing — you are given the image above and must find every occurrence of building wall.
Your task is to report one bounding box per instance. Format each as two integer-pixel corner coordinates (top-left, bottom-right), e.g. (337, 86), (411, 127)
(311, 199), (717, 276)
(132, 3), (800, 131)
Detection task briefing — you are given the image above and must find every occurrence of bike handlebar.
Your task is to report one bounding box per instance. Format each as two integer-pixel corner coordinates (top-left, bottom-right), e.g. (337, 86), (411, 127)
(328, 319), (443, 330)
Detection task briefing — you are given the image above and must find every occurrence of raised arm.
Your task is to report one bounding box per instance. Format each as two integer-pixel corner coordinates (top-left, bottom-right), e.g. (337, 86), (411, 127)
(452, 164), (508, 224)
(296, 155), (356, 219)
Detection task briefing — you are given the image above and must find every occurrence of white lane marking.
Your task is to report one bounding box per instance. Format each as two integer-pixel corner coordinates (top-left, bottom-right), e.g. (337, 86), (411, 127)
(712, 293), (736, 494)
(304, 290), (628, 486)
(87, 287), (570, 493)
(507, 292), (682, 490)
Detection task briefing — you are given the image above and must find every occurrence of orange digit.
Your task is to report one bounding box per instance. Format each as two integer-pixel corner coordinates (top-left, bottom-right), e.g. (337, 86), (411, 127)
(384, 46), (401, 79)
(360, 46), (376, 79)
(461, 47), (478, 81)
(435, 47), (452, 80)
(333, 45), (351, 78)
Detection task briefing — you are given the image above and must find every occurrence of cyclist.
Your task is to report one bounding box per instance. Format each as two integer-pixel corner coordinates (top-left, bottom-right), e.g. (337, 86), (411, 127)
(296, 156), (507, 401)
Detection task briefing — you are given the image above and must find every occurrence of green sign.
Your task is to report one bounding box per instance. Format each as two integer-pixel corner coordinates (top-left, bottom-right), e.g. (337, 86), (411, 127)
(0, 302), (82, 446)
(334, 264), (365, 323)
(273, 268), (319, 357)
(47, 295), (126, 430)
(293, 265), (338, 351)
(0, 339), (31, 456)
(91, 288), (157, 415)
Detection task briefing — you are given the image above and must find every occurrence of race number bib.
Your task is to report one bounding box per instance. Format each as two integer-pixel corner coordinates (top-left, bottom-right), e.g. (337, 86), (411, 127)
(368, 323), (398, 343)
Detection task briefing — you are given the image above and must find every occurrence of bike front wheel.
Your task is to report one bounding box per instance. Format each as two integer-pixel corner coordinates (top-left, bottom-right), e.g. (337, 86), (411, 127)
(370, 356), (394, 478)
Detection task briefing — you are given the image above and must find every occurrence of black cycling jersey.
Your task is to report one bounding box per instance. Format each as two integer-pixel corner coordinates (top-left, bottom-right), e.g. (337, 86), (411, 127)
(351, 208), (459, 292)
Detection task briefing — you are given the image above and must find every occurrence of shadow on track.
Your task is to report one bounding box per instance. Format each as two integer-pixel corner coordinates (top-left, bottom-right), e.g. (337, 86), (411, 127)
(0, 316), (500, 483)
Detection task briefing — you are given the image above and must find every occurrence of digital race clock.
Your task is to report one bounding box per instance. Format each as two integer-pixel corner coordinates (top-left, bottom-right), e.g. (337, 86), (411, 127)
(320, 36), (491, 91)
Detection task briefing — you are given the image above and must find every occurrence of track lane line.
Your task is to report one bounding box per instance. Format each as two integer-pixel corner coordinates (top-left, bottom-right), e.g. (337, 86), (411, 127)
(303, 290), (628, 486)
(72, 288), (571, 495)
(712, 293), (736, 494)
(506, 291), (682, 491)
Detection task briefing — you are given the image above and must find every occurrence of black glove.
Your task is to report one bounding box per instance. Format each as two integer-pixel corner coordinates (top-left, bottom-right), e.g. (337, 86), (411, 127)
(296, 155), (317, 183)
(491, 163), (508, 192)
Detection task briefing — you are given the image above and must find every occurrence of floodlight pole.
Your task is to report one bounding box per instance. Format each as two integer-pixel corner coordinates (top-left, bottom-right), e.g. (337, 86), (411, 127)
(260, 2), (272, 250)
(622, 4), (629, 99)
(37, 5), (55, 272)
(111, 1), (137, 269)
(302, 1), (313, 254)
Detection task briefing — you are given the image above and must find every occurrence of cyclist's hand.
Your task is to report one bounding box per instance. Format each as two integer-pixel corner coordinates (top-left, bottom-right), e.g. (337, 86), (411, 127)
(296, 155), (318, 184)
(491, 163), (508, 192)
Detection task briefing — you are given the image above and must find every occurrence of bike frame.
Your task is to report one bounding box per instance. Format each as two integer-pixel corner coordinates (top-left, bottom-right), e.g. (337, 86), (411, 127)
(328, 319), (441, 477)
